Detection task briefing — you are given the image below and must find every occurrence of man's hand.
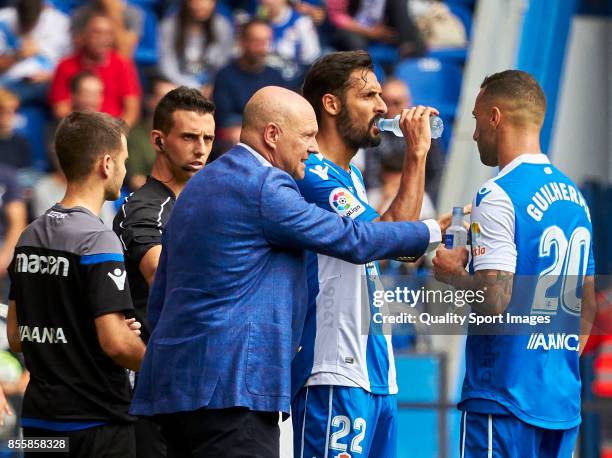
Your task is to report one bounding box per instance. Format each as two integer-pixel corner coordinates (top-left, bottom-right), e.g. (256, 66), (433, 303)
(125, 317), (141, 337)
(399, 106), (440, 162)
(366, 24), (396, 41)
(432, 245), (469, 286)
(0, 386), (13, 427)
(18, 37), (38, 59)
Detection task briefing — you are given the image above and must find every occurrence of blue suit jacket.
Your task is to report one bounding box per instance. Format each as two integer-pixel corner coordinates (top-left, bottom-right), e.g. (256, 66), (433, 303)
(130, 145), (431, 416)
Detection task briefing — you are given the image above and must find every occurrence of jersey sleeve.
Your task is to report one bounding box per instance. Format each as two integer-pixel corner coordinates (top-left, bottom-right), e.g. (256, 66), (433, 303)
(470, 181), (517, 273)
(81, 231), (134, 318)
(297, 159), (379, 222)
(586, 240), (595, 276)
(115, 198), (164, 267)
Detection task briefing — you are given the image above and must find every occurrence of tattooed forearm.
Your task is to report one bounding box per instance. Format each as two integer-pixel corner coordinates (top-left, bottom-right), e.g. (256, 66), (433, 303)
(453, 269), (514, 315)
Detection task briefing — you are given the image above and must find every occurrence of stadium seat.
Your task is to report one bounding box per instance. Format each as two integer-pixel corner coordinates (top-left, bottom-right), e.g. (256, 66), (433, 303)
(393, 57), (462, 119)
(426, 47), (468, 65)
(444, 0), (476, 12)
(372, 61), (385, 84)
(367, 43), (400, 67)
(134, 5), (159, 66)
(446, 3), (473, 39)
(15, 105), (50, 172)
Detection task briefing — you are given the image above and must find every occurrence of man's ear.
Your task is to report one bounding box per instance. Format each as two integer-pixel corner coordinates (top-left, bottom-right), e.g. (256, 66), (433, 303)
(263, 123), (280, 149)
(100, 154), (113, 179)
(490, 106), (501, 128)
(322, 93), (341, 116)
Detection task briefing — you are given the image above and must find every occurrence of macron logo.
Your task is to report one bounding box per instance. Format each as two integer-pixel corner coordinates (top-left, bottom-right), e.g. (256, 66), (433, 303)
(107, 268), (127, 291)
(526, 333), (579, 352)
(476, 188), (492, 207)
(309, 165), (329, 180)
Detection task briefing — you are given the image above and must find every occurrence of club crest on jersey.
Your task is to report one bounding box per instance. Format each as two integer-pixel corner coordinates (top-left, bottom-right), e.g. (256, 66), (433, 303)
(471, 222), (485, 256)
(329, 188), (365, 219)
(309, 164), (329, 180)
(335, 453), (352, 458)
(107, 268), (127, 291)
(476, 187), (491, 206)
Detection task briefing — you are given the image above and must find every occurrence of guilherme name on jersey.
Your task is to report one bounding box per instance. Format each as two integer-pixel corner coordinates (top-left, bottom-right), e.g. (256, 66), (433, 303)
(19, 326), (67, 344)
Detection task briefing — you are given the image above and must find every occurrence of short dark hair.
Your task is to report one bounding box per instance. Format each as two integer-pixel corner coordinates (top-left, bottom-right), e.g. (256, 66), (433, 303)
(239, 18), (270, 39)
(302, 50), (373, 123)
(480, 70), (547, 126)
(69, 70), (100, 94)
(54, 112), (128, 182)
(153, 86), (215, 134)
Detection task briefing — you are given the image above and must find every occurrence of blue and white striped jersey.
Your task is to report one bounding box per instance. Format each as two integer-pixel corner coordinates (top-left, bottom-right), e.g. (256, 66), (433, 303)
(291, 153), (398, 397)
(461, 153), (596, 429)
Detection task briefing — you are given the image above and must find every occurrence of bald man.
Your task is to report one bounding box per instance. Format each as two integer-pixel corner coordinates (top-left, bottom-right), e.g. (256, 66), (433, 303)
(130, 86), (439, 457)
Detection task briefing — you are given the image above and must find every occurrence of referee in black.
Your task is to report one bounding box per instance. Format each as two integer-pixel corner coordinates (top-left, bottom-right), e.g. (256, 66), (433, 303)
(6, 112), (146, 457)
(113, 87), (215, 457)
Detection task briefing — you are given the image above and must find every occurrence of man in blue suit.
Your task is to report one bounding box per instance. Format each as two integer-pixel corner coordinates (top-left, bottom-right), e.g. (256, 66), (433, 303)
(130, 86), (441, 457)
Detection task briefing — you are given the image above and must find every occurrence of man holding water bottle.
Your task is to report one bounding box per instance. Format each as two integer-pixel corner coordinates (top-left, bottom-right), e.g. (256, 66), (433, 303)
(433, 70), (597, 457)
(291, 50), (442, 457)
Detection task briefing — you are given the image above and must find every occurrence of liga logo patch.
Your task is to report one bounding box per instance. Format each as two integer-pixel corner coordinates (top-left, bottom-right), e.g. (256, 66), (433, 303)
(329, 188), (365, 219)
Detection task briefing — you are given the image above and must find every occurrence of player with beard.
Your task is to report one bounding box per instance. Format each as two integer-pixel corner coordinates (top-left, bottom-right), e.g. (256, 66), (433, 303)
(292, 50), (441, 457)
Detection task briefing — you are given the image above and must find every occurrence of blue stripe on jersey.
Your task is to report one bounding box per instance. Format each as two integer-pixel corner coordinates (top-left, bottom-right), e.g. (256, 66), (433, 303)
(80, 253), (124, 264)
(21, 417), (107, 431)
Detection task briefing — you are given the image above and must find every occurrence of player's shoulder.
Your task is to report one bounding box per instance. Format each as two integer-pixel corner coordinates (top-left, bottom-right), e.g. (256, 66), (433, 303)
(472, 177), (514, 219)
(301, 154), (342, 189)
(85, 228), (124, 257)
(474, 177), (511, 206)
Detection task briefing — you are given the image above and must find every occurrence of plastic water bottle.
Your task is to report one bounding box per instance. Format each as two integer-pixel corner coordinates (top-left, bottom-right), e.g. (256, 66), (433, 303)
(444, 206), (468, 249)
(377, 114), (444, 139)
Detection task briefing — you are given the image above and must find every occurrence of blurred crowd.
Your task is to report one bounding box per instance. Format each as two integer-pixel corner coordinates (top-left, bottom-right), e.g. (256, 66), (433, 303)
(0, 0), (474, 449)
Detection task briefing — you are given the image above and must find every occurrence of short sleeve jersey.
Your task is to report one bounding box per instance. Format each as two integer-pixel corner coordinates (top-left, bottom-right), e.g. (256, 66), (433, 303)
(461, 154), (595, 429)
(291, 153), (398, 397)
(9, 204), (135, 424)
(113, 177), (176, 341)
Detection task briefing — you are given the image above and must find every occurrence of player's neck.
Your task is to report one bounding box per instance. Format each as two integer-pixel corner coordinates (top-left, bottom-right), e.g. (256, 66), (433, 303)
(60, 181), (106, 216)
(151, 160), (185, 197)
(315, 129), (355, 172)
(497, 128), (542, 170)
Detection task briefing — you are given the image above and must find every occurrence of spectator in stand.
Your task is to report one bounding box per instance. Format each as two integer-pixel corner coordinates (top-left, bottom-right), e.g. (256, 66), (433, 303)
(364, 77), (444, 203)
(69, 69), (103, 111)
(0, 0), (71, 104)
(158, 0), (233, 97)
(259, 0), (320, 84)
(49, 10), (141, 126)
(212, 19), (285, 141)
(327, 0), (425, 57)
(0, 164), (26, 299)
(34, 71), (119, 227)
(294, 0), (325, 26)
(126, 76), (177, 190)
(71, 0), (143, 59)
(0, 88), (31, 171)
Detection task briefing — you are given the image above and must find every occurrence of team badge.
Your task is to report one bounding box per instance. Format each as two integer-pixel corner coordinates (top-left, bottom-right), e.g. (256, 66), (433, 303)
(335, 453), (352, 458)
(471, 222), (485, 256)
(475, 187), (491, 206)
(309, 164), (329, 180)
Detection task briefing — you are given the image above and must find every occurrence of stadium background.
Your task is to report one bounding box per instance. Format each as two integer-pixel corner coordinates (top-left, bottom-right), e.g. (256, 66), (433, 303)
(0, 0), (610, 456)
